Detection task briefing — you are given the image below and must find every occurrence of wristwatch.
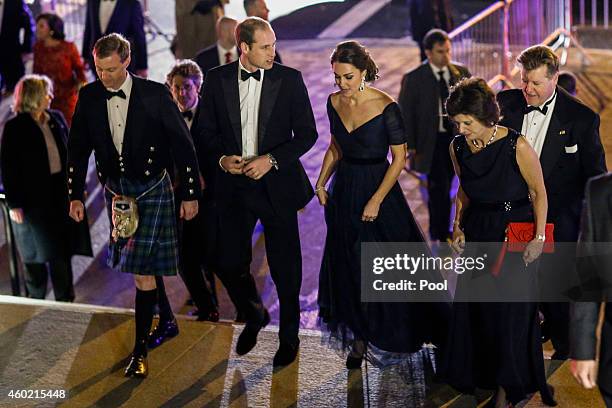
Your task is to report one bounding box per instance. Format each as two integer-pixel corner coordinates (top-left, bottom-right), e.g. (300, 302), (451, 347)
(267, 153), (279, 170)
(535, 234), (546, 242)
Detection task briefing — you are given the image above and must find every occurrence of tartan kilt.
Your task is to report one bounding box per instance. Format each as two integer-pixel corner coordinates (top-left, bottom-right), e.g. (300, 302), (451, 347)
(104, 172), (179, 276)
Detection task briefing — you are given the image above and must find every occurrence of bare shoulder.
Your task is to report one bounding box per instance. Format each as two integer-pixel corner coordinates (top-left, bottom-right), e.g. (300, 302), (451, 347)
(369, 87), (395, 110)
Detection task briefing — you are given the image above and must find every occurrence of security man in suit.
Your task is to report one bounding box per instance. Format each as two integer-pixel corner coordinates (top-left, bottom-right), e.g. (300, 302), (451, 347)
(398, 28), (470, 244)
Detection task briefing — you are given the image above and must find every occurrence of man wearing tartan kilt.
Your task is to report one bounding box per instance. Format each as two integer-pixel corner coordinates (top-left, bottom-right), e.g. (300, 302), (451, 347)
(67, 33), (201, 378)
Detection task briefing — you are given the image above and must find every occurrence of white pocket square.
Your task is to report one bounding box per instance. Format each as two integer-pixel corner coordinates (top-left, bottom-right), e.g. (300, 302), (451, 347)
(565, 144), (578, 153)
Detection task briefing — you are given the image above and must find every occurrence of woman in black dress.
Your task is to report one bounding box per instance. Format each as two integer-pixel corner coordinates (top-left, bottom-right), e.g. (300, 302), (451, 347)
(442, 78), (556, 406)
(316, 41), (448, 369)
(1, 75), (92, 301)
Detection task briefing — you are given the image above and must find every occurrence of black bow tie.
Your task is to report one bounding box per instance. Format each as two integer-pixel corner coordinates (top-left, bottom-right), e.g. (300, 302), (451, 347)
(524, 93), (555, 115)
(106, 89), (126, 100)
(181, 110), (194, 120)
(241, 69), (261, 82)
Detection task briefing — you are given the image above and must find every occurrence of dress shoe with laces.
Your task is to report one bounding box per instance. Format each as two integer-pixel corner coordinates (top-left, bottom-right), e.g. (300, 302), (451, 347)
(147, 318), (179, 349)
(273, 340), (300, 367)
(124, 353), (148, 378)
(235, 309), (270, 355)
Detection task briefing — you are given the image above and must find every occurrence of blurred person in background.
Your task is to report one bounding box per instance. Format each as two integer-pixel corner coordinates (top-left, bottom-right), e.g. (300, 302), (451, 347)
(34, 13), (87, 126)
(0, 75), (92, 302)
(244, 0), (282, 63)
(0, 0), (35, 96)
(194, 16), (238, 80)
(174, 0), (228, 59)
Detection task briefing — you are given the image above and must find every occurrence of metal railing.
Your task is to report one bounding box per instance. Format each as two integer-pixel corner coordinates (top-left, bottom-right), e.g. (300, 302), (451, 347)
(578, 0), (611, 28)
(449, 0), (590, 89)
(34, 0), (171, 51)
(0, 193), (23, 296)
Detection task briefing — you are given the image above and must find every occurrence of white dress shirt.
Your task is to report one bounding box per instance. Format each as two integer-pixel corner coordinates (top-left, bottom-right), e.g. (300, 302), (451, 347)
(217, 44), (238, 65)
(238, 59), (264, 159)
(430, 63), (450, 132)
(106, 73), (133, 154)
(521, 92), (557, 157)
(99, 0), (117, 34)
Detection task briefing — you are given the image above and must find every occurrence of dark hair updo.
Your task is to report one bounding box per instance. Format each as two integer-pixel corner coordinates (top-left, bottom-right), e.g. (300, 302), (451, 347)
(446, 77), (500, 126)
(36, 13), (66, 41)
(330, 41), (379, 82)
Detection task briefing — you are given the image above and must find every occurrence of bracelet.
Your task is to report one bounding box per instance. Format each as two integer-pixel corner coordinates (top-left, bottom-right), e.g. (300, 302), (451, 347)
(535, 234), (546, 242)
(315, 186), (326, 193)
(453, 219), (461, 226)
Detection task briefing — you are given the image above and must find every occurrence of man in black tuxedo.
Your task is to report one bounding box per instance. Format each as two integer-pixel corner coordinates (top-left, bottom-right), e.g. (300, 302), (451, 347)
(398, 29), (470, 244)
(194, 16), (238, 81)
(498, 45), (606, 359)
(0, 0), (34, 94)
(82, 0), (148, 77)
(244, 0), (282, 64)
(199, 17), (317, 366)
(68, 34), (200, 377)
(570, 173), (612, 407)
(410, 0), (453, 61)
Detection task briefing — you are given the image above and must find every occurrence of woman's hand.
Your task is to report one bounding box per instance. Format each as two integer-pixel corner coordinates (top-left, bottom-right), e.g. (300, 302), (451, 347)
(523, 239), (544, 265)
(316, 188), (328, 206)
(9, 208), (24, 224)
(361, 198), (381, 222)
(451, 227), (465, 254)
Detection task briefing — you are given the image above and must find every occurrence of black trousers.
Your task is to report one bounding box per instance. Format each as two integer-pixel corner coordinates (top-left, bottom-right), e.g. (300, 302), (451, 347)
(603, 388), (612, 408)
(176, 198), (218, 313)
(24, 258), (74, 302)
(216, 181), (302, 345)
(427, 131), (455, 241)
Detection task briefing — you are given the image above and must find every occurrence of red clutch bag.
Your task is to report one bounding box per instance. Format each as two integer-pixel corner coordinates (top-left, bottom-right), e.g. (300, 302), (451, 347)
(506, 222), (555, 253)
(491, 222), (555, 276)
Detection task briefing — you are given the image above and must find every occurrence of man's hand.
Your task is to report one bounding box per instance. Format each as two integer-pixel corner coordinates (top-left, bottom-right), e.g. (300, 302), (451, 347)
(69, 200), (85, 222)
(570, 359), (598, 389)
(180, 200), (199, 220)
(9, 208), (24, 224)
(220, 155), (245, 175)
(243, 155), (272, 180)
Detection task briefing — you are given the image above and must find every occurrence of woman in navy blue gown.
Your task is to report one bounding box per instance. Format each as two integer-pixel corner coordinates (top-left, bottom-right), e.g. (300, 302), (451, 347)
(316, 41), (448, 369)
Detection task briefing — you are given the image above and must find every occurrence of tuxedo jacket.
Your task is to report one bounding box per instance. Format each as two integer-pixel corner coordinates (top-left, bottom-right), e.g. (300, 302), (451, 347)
(570, 173), (612, 395)
(398, 61), (471, 174)
(67, 76), (201, 202)
(194, 44), (283, 81)
(198, 61), (317, 214)
(498, 87), (606, 241)
(193, 44), (221, 81)
(82, 0), (147, 71)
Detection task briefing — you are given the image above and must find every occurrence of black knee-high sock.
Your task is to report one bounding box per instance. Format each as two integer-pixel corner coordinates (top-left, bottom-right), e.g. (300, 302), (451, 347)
(155, 276), (174, 323)
(134, 288), (157, 355)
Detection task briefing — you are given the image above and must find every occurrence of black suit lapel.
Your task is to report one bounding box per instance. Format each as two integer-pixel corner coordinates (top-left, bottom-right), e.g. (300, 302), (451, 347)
(105, 0), (125, 34)
(221, 63), (242, 150)
(540, 89), (571, 180)
(190, 100), (201, 137)
(258, 67), (281, 150)
(92, 0), (103, 36)
(92, 81), (115, 152)
(123, 77), (143, 160)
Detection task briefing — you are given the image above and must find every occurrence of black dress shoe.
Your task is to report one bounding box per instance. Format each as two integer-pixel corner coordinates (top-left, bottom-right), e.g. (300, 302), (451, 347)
(235, 309), (270, 355)
(124, 353), (148, 378)
(273, 339), (300, 367)
(345, 354), (363, 369)
(148, 318), (179, 349)
(197, 309), (220, 322)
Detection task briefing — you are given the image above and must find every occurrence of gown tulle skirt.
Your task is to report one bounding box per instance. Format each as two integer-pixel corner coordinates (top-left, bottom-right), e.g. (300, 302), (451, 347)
(318, 159), (450, 366)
